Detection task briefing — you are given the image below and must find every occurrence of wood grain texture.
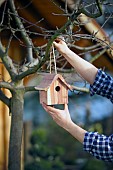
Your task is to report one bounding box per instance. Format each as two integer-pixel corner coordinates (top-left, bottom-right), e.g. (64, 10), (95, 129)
(39, 74), (69, 105)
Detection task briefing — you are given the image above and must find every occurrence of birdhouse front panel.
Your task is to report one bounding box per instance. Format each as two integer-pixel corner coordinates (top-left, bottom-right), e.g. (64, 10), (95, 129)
(35, 73), (71, 105)
(46, 78), (68, 105)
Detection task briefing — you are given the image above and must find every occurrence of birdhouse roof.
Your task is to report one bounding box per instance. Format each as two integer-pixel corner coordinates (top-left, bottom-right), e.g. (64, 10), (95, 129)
(35, 73), (72, 91)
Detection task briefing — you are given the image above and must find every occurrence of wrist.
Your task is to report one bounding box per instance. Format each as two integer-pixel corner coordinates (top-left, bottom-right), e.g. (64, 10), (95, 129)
(60, 47), (71, 56)
(65, 121), (87, 143)
(64, 120), (74, 132)
(63, 48), (76, 60)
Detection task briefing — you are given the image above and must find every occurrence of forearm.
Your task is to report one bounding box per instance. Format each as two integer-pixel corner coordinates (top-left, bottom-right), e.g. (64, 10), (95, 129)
(64, 121), (87, 144)
(62, 49), (98, 85)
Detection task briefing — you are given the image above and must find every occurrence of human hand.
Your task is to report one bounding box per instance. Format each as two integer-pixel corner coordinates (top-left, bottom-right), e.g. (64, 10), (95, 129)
(42, 103), (72, 131)
(53, 37), (70, 55)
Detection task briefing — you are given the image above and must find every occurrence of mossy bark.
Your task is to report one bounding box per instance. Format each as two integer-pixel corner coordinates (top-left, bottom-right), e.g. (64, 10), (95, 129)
(8, 88), (24, 170)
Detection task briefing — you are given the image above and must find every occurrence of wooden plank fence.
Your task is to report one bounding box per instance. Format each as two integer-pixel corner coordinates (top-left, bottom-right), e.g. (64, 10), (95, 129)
(0, 63), (11, 170)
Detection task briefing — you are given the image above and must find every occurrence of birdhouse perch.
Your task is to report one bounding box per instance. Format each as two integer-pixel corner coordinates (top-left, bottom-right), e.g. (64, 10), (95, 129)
(35, 73), (72, 105)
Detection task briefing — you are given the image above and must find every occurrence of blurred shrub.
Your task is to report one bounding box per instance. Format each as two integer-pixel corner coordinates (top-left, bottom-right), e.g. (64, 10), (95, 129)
(25, 127), (64, 170)
(81, 159), (106, 170)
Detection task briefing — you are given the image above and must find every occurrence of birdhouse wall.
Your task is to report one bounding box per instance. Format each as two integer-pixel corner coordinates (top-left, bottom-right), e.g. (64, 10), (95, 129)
(39, 91), (47, 104)
(39, 78), (68, 105)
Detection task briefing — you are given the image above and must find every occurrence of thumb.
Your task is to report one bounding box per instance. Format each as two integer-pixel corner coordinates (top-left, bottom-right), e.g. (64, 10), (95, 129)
(53, 41), (58, 47)
(64, 103), (68, 111)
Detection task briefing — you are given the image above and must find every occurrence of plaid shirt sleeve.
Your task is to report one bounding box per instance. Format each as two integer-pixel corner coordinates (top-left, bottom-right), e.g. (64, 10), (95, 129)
(89, 69), (113, 103)
(83, 69), (113, 162)
(83, 132), (113, 162)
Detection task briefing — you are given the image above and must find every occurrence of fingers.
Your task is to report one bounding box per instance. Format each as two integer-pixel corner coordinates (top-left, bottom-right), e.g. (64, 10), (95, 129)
(54, 39), (61, 43)
(42, 103), (59, 121)
(42, 103), (59, 114)
(53, 39), (61, 47)
(53, 41), (58, 47)
(53, 37), (65, 45)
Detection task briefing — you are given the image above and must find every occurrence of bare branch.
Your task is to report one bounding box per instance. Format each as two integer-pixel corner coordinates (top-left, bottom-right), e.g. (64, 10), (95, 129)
(0, 41), (17, 80)
(24, 86), (38, 93)
(60, 0), (103, 18)
(20, 58), (39, 72)
(9, 0), (34, 62)
(11, 13), (77, 80)
(69, 43), (101, 51)
(8, 11), (47, 32)
(0, 81), (13, 91)
(74, 0), (82, 11)
(5, 33), (13, 55)
(42, 13), (80, 66)
(81, 0), (103, 18)
(42, 0), (103, 66)
(71, 34), (112, 49)
(71, 85), (89, 93)
(25, 84), (89, 94)
(0, 0), (7, 25)
(90, 48), (107, 63)
(0, 89), (11, 107)
(65, 0), (68, 13)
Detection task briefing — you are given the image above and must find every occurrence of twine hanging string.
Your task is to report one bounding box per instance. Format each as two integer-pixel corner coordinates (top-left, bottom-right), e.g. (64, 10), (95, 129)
(50, 44), (57, 74)
(50, 48), (52, 74)
(52, 44), (57, 74)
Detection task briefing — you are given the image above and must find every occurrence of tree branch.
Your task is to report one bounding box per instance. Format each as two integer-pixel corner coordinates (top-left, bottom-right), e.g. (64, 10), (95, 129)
(24, 86), (38, 93)
(9, 0), (34, 62)
(74, 0), (82, 11)
(12, 12), (79, 81)
(90, 48), (107, 63)
(0, 89), (11, 107)
(38, 12), (80, 69)
(38, 0), (103, 67)
(24, 84), (89, 94)
(71, 85), (89, 93)
(81, 0), (103, 18)
(8, 0), (105, 81)
(69, 43), (101, 51)
(0, 41), (17, 80)
(0, 81), (13, 91)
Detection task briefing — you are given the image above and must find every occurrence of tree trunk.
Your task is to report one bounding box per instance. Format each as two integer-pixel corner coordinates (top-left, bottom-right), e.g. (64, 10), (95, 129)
(8, 88), (24, 170)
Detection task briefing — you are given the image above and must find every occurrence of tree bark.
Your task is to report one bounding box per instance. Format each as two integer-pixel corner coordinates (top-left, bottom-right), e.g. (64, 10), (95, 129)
(8, 88), (24, 170)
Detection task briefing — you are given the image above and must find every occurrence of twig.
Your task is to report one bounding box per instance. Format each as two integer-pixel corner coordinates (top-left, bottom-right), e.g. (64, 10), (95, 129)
(0, 89), (11, 107)
(71, 85), (89, 93)
(5, 33), (13, 55)
(0, 0), (7, 25)
(90, 48), (107, 63)
(81, 0), (103, 18)
(69, 43), (101, 51)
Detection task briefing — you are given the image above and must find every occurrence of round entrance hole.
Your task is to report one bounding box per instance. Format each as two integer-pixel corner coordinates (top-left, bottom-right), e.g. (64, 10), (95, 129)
(55, 86), (60, 92)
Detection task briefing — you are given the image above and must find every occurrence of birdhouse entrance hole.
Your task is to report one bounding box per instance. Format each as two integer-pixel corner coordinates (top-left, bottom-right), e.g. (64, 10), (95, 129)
(55, 86), (60, 92)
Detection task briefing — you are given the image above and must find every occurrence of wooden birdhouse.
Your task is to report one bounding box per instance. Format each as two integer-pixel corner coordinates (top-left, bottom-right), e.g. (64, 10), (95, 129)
(35, 73), (72, 105)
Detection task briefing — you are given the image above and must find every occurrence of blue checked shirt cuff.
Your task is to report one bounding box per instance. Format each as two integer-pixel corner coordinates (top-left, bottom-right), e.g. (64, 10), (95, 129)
(83, 132), (113, 162)
(90, 69), (113, 103)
